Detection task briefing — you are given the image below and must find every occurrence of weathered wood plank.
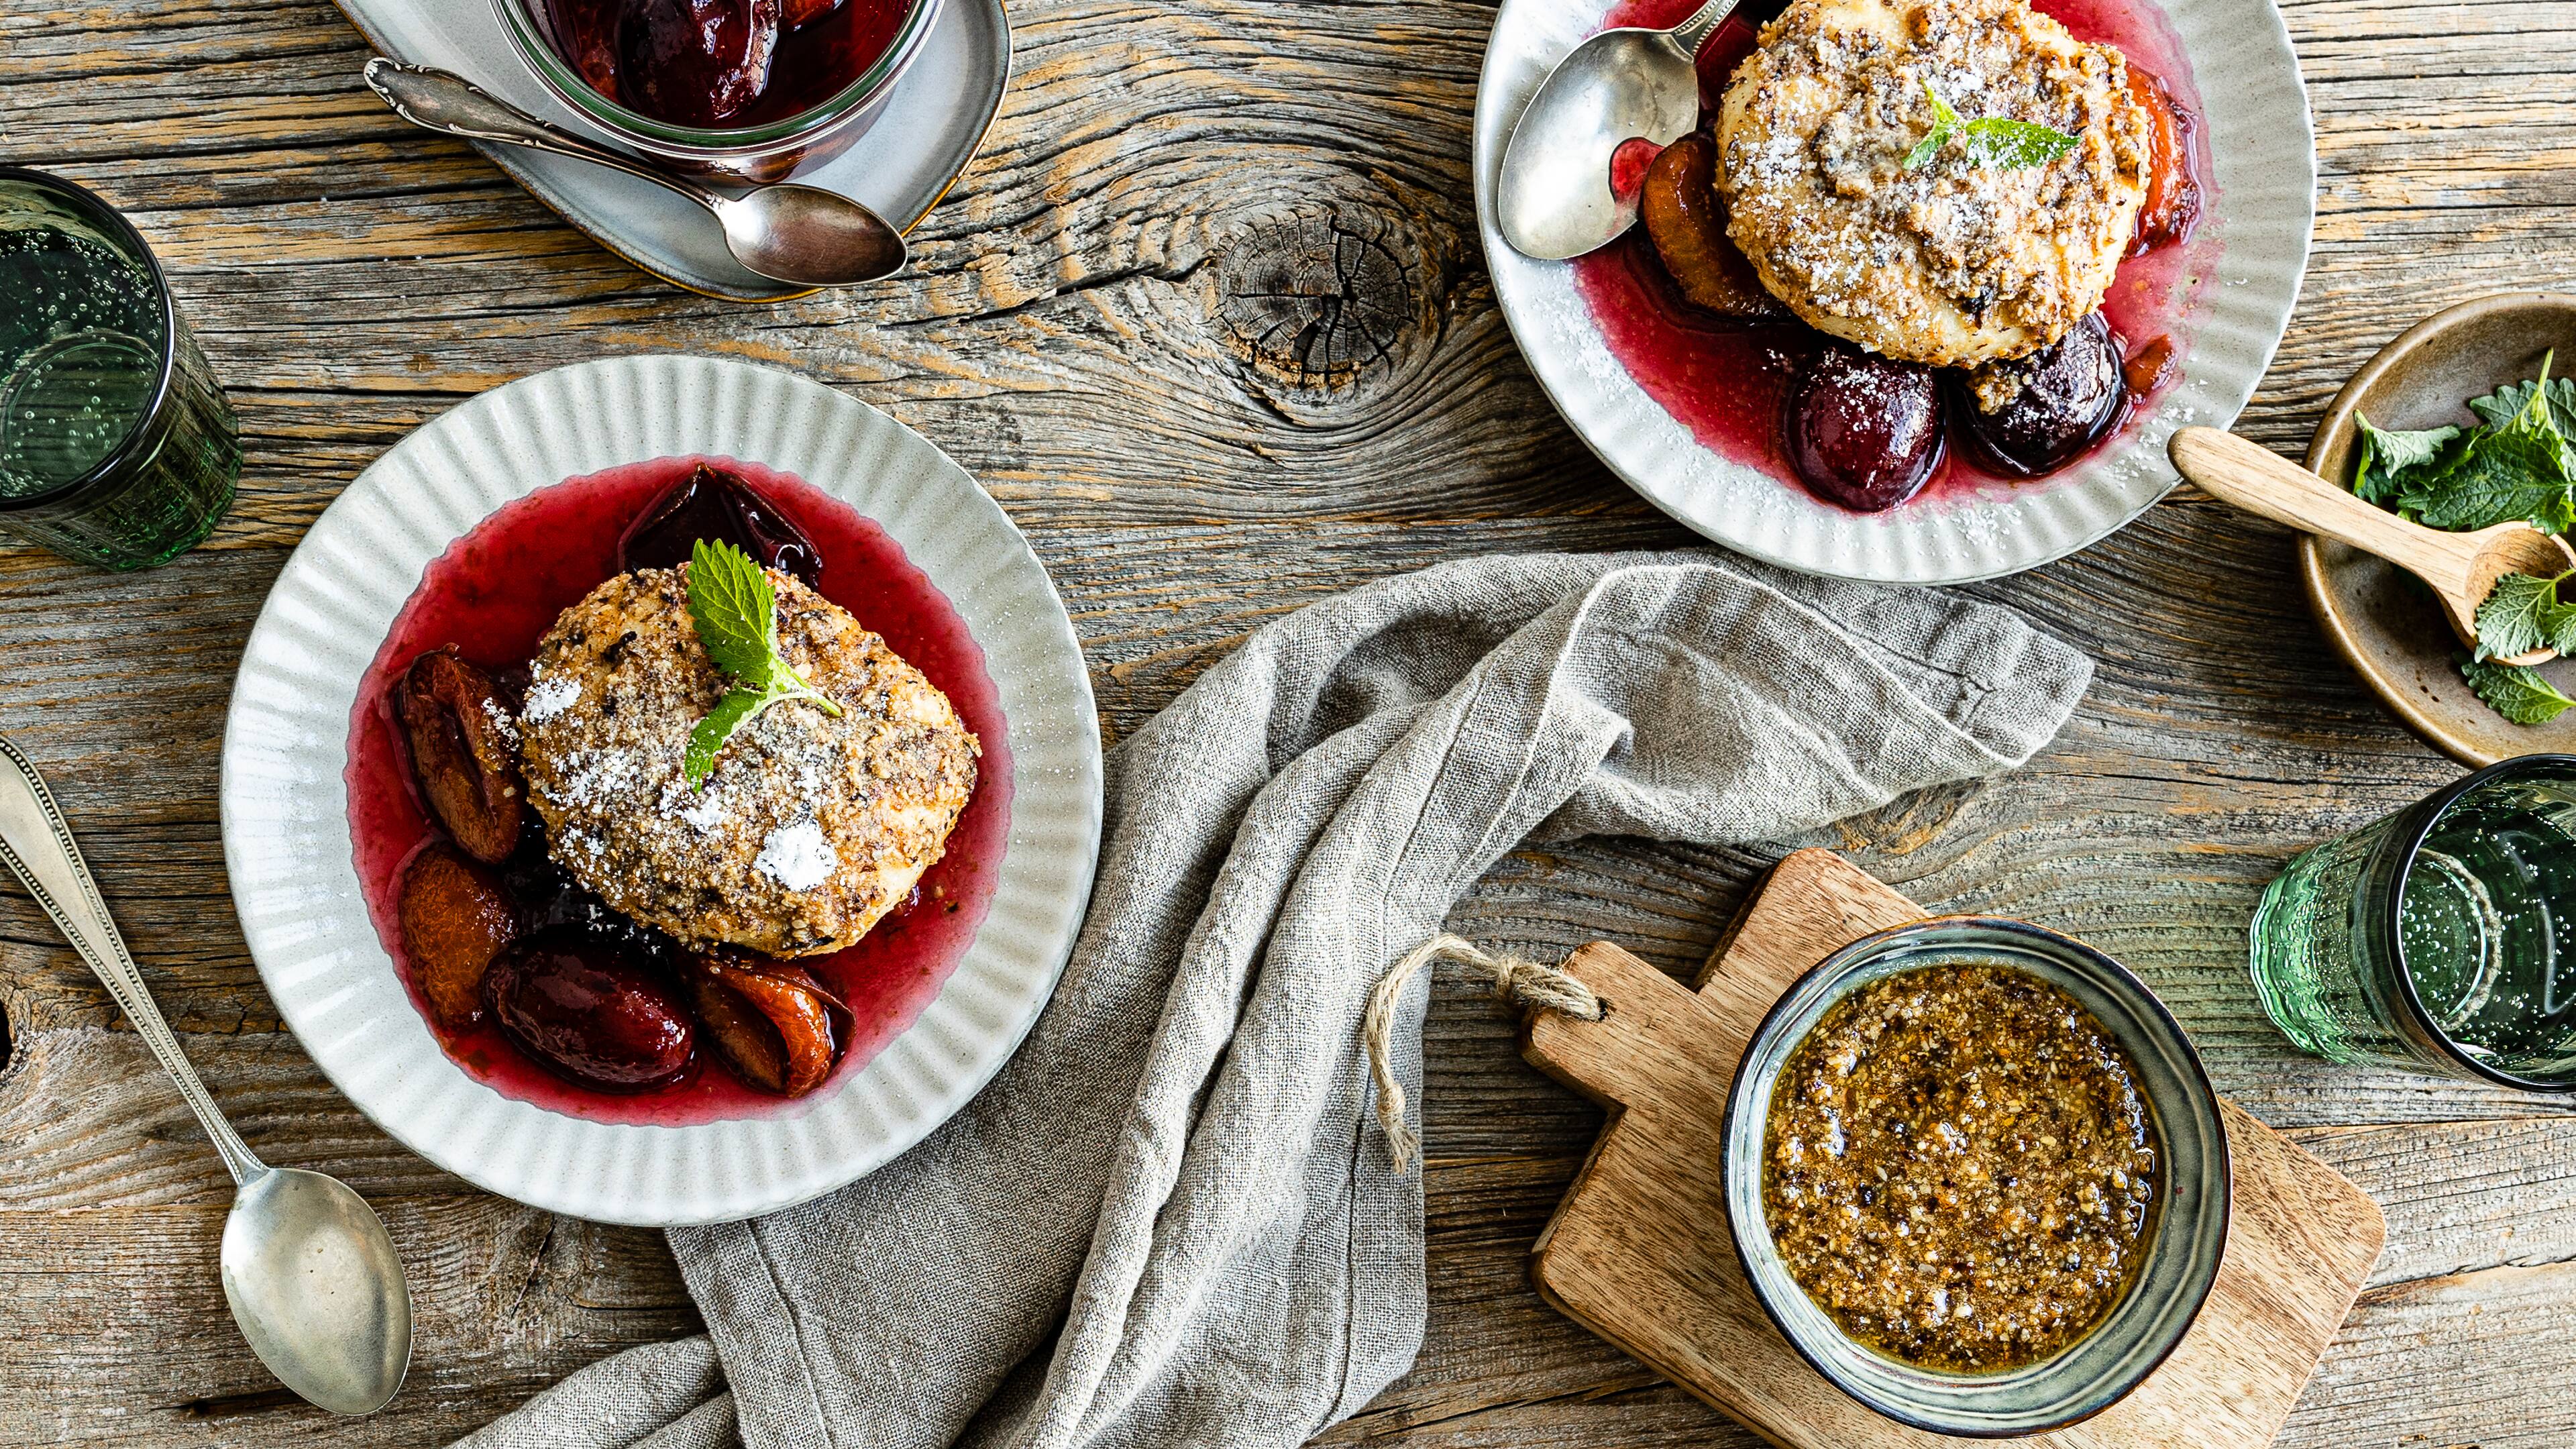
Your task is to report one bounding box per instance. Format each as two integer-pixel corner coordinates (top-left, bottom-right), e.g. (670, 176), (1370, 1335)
(5, 0), (2576, 1441)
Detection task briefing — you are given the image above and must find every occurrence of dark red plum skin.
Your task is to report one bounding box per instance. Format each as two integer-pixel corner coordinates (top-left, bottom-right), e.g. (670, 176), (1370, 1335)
(1784, 348), (1946, 513)
(1954, 313), (2130, 479)
(484, 932), (697, 1092)
(614, 0), (783, 127)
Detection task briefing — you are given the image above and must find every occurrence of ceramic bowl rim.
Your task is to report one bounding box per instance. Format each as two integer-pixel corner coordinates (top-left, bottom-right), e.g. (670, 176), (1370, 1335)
(1718, 914), (2233, 1437)
(2298, 290), (2576, 767)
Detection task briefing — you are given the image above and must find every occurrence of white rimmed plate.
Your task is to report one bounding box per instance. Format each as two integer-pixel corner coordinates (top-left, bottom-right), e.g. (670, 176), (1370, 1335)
(1474, 0), (2314, 584)
(219, 356), (1102, 1225)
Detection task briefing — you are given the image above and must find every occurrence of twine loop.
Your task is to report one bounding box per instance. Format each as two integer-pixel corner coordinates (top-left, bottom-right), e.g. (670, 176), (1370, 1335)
(1362, 933), (1605, 1173)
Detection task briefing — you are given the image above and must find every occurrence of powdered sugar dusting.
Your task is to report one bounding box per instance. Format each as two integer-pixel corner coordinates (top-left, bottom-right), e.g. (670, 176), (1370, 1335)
(755, 819), (839, 892)
(523, 675), (582, 722)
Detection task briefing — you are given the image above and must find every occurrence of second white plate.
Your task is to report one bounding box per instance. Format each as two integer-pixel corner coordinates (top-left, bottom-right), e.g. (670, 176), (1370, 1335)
(220, 356), (1102, 1225)
(1474, 0), (2314, 584)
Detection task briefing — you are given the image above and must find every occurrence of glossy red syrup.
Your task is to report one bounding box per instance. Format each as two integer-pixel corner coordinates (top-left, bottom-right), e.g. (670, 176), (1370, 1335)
(1572, 0), (2217, 511)
(347, 456), (1012, 1125)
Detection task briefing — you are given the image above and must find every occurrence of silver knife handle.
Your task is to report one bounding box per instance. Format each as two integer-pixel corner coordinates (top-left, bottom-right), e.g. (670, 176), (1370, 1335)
(0, 735), (264, 1185)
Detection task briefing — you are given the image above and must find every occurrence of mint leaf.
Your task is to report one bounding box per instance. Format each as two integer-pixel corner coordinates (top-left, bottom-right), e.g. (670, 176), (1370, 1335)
(2351, 413), (2464, 504)
(2459, 653), (2576, 725)
(1904, 83), (2075, 171)
(1904, 82), (1959, 170)
(685, 688), (769, 787)
(687, 537), (784, 686)
(2474, 570), (2576, 661)
(1957, 117), (2080, 169)
(2400, 425), (2574, 533)
(2467, 355), (2576, 439)
(680, 537), (846, 786)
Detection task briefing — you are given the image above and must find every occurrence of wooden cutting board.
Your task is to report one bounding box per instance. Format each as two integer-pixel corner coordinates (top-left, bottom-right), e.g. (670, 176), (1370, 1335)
(1521, 848), (2385, 1448)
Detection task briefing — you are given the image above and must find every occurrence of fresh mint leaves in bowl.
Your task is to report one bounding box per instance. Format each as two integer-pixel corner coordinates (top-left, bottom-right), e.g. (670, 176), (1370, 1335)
(2303, 292), (2576, 765)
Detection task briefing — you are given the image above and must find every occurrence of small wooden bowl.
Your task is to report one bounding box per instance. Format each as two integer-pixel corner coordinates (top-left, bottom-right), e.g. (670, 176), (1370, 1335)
(2302, 292), (2576, 765)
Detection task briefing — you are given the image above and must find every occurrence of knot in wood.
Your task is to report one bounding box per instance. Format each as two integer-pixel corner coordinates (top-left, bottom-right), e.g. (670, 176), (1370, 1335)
(1212, 202), (1446, 421)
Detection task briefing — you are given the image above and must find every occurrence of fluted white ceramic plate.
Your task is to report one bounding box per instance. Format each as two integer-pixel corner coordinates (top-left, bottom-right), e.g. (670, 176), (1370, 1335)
(219, 356), (1102, 1225)
(1475, 0), (2314, 584)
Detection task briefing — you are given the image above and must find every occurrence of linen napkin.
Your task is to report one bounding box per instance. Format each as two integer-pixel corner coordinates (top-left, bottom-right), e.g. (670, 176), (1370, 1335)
(454, 549), (2091, 1449)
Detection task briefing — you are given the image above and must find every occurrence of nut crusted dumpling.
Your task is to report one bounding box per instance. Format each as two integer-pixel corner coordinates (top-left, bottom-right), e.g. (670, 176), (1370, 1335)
(518, 565), (979, 958)
(1718, 0), (2151, 366)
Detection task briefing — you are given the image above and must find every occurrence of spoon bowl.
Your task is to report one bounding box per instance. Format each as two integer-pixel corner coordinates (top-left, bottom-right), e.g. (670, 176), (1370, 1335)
(221, 1169), (414, 1415)
(714, 182), (908, 288)
(0, 735), (413, 1415)
(2169, 425), (2575, 665)
(1495, 0), (1739, 260)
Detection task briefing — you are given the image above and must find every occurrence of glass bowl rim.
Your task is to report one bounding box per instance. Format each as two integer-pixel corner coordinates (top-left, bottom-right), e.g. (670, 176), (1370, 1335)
(490, 0), (942, 152)
(0, 165), (179, 515)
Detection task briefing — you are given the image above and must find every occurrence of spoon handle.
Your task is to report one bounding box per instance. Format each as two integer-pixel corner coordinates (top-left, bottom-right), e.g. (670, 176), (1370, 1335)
(2169, 426), (2481, 582)
(362, 59), (718, 209)
(1668, 0), (1742, 58)
(0, 735), (265, 1185)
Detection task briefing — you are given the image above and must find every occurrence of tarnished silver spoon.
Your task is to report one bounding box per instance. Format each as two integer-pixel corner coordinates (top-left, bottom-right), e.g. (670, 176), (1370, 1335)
(1497, 0), (1741, 260)
(0, 735), (412, 1415)
(362, 58), (907, 288)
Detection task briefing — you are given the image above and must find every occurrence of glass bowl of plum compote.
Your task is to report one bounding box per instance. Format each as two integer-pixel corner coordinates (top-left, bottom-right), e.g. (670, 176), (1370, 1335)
(356, 458), (1010, 1126)
(494, 0), (942, 182)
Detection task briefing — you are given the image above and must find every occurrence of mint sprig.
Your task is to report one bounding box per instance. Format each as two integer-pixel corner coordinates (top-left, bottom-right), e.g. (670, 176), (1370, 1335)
(2459, 653), (2576, 726)
(682, 537), (843, 787)
(1904, 82), (2080, 172)
(2364, 352), (2576, 536)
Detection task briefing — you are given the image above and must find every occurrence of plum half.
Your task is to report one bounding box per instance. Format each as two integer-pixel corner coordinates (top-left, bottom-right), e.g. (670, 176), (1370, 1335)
(2125, 65), (2198, 255)
(484, 932), (698, 1092)
(688, 953), (845, 1096)
(1783, 347), (1946, 512)
(619, 462), (822, 587)
(1955, 313), (2129, 478)
(614, 0), (783, 127)
(397, 650), (525, 865)
(1638, 133), (1784, 320)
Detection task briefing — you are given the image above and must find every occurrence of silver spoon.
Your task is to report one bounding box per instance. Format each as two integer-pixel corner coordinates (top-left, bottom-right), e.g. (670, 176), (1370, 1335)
(362, 58), (907, 288)
(1497, 0), (1741, 260)
(0, 735), (411, 1415)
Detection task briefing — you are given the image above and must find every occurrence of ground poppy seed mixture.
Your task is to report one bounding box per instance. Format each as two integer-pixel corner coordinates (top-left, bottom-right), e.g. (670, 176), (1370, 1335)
(1762, 961), (2160, 1371)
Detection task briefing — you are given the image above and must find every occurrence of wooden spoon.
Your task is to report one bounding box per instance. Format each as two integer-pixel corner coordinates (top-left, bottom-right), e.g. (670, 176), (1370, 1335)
(2169, 425), (2576, 665)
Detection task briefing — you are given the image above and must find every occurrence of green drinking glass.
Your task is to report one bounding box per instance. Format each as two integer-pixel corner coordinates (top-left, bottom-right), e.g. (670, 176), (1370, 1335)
(2247, 753), (2576, 1090)
(0, 166), (238, 569)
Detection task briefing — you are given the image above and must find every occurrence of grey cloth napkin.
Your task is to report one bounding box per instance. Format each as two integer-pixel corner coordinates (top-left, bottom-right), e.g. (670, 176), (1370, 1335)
(453, 550), (2090, 1449)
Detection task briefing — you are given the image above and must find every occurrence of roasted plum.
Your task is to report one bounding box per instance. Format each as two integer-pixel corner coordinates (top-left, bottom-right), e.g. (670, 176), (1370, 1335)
(615, 0), (782, 127)
(688, 953), (845, 1095)
(2125, 64), (2198, 254)
(483, 932), (696, 1092)
(619, 462), (822, 587)
(782, 0), (840, 24)
(1783, 347), (1946, 511)
(398, 845), (519, 1030)
(1955, 312), (2128, 478)
(1639, 133), (1782, 320)
(397, 649), (525, 865)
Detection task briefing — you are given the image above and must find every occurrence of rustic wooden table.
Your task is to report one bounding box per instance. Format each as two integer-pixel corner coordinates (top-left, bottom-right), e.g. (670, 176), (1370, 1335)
(1, 0), (2569, 1444)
